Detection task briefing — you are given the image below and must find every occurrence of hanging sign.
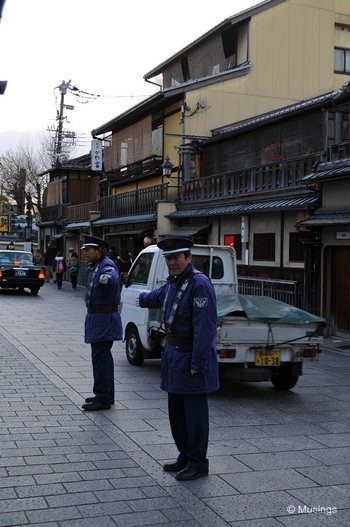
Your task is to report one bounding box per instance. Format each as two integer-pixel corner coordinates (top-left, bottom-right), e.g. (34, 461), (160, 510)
(91, 139), (103, 171)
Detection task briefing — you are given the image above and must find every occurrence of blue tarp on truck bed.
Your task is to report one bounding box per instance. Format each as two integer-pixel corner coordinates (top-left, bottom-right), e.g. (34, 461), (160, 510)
(217, 294), (326, 326)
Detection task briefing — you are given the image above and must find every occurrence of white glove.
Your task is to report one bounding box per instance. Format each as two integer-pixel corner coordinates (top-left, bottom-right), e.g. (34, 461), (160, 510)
(99, 274), (110, 284)
(136, 291), (147, 307)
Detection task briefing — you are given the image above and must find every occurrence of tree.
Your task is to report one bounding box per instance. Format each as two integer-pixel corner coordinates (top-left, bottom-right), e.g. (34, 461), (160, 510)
(0, 134), (51, 214)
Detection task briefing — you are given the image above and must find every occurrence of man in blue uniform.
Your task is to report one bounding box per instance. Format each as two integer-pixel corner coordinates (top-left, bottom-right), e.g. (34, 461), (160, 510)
(81, 235), (122, 411)
(138, 236), (219, 480)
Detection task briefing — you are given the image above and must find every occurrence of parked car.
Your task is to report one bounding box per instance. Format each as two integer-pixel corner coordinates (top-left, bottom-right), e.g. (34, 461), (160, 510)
(0, 250), (46, 295)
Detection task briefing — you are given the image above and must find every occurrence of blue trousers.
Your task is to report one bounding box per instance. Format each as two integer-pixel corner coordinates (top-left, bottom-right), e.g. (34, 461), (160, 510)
(168, 392), (209, 473)
(91, 341), (114, 403)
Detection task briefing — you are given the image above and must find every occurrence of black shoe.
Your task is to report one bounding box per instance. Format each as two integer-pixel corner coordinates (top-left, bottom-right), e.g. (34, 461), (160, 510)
(175, 467), (208, 481)
(163, 460), (187, 472)
(84, 397), (115, 404)
(81, 402), (111, 411)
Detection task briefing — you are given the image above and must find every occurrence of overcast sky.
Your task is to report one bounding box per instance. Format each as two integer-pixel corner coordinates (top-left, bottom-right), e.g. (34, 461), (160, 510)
(0, 0), (258, 154)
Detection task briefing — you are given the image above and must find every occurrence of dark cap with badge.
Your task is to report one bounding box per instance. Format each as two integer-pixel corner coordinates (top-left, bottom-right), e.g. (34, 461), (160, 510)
(81, 235), (108, 251)
(157, 236), (193, 256)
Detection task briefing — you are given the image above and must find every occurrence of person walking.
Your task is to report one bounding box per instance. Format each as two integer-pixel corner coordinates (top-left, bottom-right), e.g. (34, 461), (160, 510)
(115, 248), (133, 286)
(33, 248), (44, 266)
(68, 250), (80, 289)
(81, 235), (122, 411)
(52, 251), (66, 289)
(137, 236), (219, 481)
(44, 243), (56, 282)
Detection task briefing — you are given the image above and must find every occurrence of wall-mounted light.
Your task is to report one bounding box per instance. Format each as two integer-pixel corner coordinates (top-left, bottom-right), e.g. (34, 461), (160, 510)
(161, 156), (174, 178)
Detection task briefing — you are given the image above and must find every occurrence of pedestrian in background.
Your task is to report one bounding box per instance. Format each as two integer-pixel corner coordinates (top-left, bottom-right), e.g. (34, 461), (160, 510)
(137, 236), (219, 481)
(68, 250), (80, 289)
(116, 248), (133, 286)
(44, 243), (56, 282)
(81, 235), (122, 411)
(33, 248), (44, 266)
(53, 251), (66, 289)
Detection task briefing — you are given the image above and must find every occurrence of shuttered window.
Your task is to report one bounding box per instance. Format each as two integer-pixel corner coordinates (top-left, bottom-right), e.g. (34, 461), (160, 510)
(253, 233), (275, 261)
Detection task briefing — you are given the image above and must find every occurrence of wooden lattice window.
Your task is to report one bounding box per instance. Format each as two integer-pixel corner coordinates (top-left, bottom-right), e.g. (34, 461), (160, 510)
(253, 233), (275, 261)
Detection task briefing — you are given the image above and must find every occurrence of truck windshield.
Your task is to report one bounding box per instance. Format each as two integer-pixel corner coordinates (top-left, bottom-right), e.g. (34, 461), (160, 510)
(128, 253), (154, 285)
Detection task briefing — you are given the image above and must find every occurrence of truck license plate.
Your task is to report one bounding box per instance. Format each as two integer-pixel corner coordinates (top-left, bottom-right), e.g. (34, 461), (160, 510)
(255, 350), (280, 366)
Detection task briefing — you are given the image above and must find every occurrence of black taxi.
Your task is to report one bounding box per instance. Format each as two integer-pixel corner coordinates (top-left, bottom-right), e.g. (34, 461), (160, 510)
(0, 250), (46, 295)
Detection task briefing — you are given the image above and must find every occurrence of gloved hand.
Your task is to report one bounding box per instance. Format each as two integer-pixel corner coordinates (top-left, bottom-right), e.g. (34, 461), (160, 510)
(99, 274), (110, 284)
(136, 291), (148, 307)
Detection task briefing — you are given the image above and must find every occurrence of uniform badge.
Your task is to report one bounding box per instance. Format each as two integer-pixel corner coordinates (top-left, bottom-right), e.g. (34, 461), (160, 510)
(194, 297), (208, 308)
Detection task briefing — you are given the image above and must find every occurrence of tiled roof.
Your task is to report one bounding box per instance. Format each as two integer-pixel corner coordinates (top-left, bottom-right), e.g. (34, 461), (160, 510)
(298, 209), (350, 226)
(302, 158), (350, 182)
(167, 195), (318, 219)
(93, 213), (156, 226)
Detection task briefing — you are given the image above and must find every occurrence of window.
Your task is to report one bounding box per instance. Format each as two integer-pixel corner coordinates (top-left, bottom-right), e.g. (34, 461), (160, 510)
(222, 26), (237, 59)
(224, 234), (242, 260)
(326, 110), (350, 144)
(127, 253), (153, 285)
(253, 233), (275, 261)
(334, 47), (350, 74)
(191, 255), (224, 279)
(181, 56), (190, 82)
(289, 232), (304, 262)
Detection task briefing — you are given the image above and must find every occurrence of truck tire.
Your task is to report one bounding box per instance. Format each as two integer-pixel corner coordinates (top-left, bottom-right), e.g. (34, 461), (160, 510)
(271, 373), (299, 390)
(30, 287), (39, 296)
(125, 326), (144, 366)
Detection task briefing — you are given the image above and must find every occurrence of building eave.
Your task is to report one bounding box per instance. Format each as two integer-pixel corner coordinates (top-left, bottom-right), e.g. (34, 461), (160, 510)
(144, 0), (285, 81)
(91, 91), (184, 136)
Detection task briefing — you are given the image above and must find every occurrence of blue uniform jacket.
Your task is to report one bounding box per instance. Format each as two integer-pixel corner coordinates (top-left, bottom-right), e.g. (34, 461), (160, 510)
(84, 255), (123, 344)
(139, 263), (219, 394)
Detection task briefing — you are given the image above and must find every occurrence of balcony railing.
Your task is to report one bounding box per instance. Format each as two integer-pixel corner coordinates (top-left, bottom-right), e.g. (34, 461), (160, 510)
(99, 184), (169, 218)
(39, 204), (67, 222)
(238, 276), (303, 309)
(67, 202), (99, 222)
(182, 153), (321, 203)
(106, 155), (163, 182)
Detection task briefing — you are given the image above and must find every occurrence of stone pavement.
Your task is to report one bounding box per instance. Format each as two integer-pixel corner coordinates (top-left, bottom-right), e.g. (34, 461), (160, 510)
(0, 282), (349, 526)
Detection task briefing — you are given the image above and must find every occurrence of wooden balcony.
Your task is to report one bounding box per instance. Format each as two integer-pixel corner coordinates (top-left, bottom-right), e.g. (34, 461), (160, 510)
(67, 202), (99, 222)
(99, 184), (169, 218)
(39, 204), (67, 222)
(106, 155), (163, 183)
(182, 153), (322, 203)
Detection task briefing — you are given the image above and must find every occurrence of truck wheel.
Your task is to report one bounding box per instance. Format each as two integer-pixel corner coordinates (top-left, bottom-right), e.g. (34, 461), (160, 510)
(30, 288), (39, 296)
(271, 373), (299, 390)
(125, 327), (144, 366)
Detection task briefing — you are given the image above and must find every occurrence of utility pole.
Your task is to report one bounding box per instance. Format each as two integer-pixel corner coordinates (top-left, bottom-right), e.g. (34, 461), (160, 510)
(55, 80), (70, 159)
(49, 80), (77, 165)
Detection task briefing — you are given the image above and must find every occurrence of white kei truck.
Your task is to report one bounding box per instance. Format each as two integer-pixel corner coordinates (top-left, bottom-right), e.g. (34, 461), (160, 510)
(120, 244), (326, 390)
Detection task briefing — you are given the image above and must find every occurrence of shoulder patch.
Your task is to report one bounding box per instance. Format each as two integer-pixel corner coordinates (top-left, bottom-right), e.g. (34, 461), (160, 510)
(194, 297), (208, 308)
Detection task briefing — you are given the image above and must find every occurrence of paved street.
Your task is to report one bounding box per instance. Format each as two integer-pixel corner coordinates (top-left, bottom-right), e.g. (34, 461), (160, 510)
(0, 281), (349, 526)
